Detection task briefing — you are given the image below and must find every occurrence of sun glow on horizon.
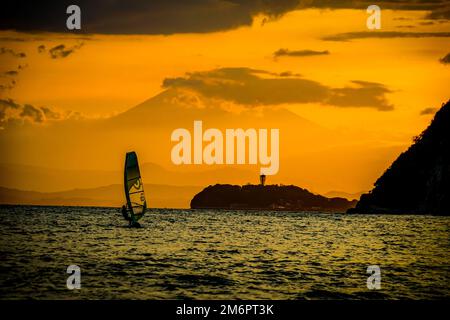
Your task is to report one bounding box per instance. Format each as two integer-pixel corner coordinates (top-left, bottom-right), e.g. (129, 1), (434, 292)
(1, 7), (449, 205)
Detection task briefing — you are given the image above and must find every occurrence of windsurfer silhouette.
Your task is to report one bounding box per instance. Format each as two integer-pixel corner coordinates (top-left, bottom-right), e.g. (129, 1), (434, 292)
(121, 205), (130, 222)
(121, 205), (141, 228)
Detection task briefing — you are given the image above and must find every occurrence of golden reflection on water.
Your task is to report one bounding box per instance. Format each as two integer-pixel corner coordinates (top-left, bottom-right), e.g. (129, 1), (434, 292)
(0, 206), (449, 299)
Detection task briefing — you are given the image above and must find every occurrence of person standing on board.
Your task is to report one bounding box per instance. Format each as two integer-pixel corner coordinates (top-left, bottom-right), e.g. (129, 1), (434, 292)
(121, 205), (141, 228)
(121, 205), (131, 223)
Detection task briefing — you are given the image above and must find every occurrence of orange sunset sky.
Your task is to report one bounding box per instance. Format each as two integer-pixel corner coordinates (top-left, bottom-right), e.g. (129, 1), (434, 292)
(0, 1), (449, 207)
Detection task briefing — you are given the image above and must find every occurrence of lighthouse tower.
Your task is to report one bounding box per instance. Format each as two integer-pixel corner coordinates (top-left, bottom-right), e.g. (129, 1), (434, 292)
(260, 174), (266, 186)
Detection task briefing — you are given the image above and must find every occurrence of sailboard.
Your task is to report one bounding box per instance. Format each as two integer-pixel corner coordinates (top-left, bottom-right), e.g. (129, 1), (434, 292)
(124, 151), (147, 223)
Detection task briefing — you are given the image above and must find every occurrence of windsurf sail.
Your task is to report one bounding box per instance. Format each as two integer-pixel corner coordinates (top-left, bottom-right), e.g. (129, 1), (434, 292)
(124, 151), (147, 222)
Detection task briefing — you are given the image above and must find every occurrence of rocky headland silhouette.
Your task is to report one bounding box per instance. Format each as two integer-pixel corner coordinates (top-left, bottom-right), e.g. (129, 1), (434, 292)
(349, 100), (450, 215)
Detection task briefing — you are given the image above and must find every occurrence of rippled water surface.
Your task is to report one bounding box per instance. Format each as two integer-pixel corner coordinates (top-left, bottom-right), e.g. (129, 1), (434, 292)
(0, 206), (449, 299)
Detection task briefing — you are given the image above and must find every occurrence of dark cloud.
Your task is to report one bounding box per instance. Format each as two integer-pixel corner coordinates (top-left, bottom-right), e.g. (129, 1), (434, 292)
(396, 25), (415, 29)
(40, 106), (62, 120)
(0, 1), (447, 35)
(0, 37), (27, 42)
(278, 71), (301, 77)
(302, 0), (449, 16)
(328, 81), (393, 111)
(420, 107), (438, 115)
(20, 104), (44, 123)
(439, 53), (450, 64)
(163, 68), (328, 105)
(419, 21), (435, 26)
(1, 70), (19, 76)
(0, 47), (26, 58)
(0, 99), (21, 110)
(0, 99), (21, 124)
(0, 99), (70, 128)
(0, 66), (26, 93)
(0, 81), (15, 92)
(0, 71), (18, 90)
(323, 31), (450, 41)
(0, 66), (26, 91)
(0, 0), (301, 34)
(162, 67), (393, 111)
(273, 48), (329, 59)
(49, 43), (83, 59)
(38, 45), (46, 53)
(426, 6), (450, 19)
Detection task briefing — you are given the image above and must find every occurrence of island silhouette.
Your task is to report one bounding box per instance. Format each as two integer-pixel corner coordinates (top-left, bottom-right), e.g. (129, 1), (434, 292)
(191, 184), (357, 212)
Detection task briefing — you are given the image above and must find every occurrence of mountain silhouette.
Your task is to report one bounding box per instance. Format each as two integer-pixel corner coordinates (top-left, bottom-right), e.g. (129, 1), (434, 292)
(0, 184), (202, 208)
(0, 87), (407, 198)
(0, 162), (256, 193)
(349, 100), (450, 215)
(191, 184), (356, 212)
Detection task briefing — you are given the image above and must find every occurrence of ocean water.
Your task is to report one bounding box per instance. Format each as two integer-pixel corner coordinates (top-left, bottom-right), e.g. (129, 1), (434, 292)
(0, 205), (449, 300)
